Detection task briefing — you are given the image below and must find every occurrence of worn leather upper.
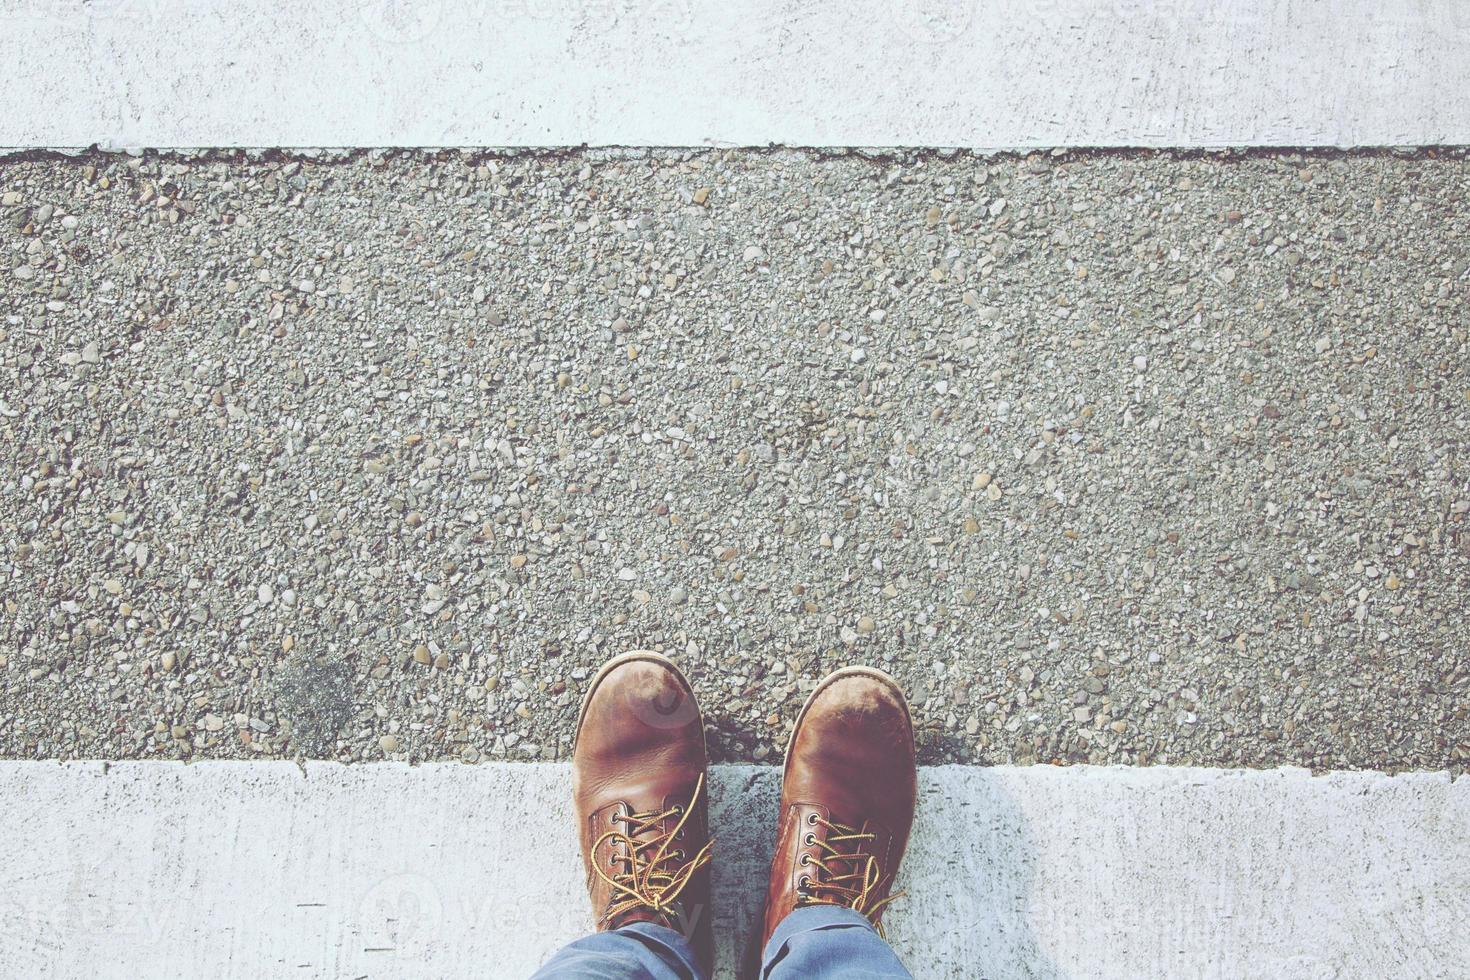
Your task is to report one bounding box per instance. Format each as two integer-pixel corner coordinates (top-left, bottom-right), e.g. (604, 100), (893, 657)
(760, 669), (917, 947)
(572, 653), (713, 972)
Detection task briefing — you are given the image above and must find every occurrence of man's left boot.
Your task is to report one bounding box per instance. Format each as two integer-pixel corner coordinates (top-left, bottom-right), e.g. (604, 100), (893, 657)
(572, 650), (715, 974)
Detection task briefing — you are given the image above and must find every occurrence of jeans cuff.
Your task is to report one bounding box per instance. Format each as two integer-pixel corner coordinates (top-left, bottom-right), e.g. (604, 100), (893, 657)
(761, 904), (878, 963)
(616, 921), (703, 977)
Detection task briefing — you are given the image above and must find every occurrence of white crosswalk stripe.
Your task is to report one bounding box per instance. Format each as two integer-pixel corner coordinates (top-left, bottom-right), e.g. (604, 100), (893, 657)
(2, 761), (1465, 978)
(2, 0), (1469, 149)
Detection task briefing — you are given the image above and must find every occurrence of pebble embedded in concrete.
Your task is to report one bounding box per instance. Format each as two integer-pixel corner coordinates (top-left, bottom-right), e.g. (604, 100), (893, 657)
(0, 148), (1467, 773)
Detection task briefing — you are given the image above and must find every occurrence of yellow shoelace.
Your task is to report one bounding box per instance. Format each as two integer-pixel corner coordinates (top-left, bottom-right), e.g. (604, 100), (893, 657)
(591, 773), (714, 928)
(796, 813), (903, 935)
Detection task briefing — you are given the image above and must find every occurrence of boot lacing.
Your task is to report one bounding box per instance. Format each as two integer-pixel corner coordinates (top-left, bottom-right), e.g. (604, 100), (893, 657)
(795, 812), (903, 935)
(592, 773), (714, 929)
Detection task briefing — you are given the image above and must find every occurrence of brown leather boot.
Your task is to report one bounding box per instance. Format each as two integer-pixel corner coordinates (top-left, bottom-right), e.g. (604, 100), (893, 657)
(573, 651), (715, 973)
(754, 666), (916, 959)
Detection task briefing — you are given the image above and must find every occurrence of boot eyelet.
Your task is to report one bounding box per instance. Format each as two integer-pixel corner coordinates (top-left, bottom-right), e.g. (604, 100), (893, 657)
(671, 850), (685, 861)
(797, 875), (811, 895)
(799, 853), (810, 866)
(803, 832), (816, 846)
(806, 812), (818, 825)
(670, 806), (683, 816)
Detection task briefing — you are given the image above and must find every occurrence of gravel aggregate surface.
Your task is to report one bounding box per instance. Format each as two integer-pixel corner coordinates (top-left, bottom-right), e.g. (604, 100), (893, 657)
(2, 149), (1468, 770)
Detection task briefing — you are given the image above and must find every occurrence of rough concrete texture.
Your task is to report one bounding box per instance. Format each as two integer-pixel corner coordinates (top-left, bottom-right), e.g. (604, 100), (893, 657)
(4, 0), (1470, 148)
(1, 761), (1465, 979)
(1, 150), (1469, 771)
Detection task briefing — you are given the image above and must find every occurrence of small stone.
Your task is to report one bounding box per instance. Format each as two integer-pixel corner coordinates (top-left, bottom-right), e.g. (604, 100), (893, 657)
(379, 734), (399, 752)
(693, 187), (711, 205)
(856, 615), (876, 634)
(412, 644), (432, 665)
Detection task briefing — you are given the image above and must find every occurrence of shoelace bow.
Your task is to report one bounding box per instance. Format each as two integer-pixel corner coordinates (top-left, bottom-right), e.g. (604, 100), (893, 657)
(591, 773), (714, 929)
(796, 813), (903, 935)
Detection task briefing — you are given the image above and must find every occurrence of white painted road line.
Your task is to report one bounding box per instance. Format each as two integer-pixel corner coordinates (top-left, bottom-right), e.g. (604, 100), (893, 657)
(1, 762), (1465, 978)
(2, 0), (1469, 150)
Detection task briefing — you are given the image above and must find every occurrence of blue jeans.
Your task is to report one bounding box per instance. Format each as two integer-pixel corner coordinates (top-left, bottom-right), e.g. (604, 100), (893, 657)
(529, 905), (912, 979)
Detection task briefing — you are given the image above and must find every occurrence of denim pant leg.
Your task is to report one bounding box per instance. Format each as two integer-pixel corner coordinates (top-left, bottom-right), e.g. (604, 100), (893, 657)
(760, 906), (914, 980)
(530, 922), (707, 980)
